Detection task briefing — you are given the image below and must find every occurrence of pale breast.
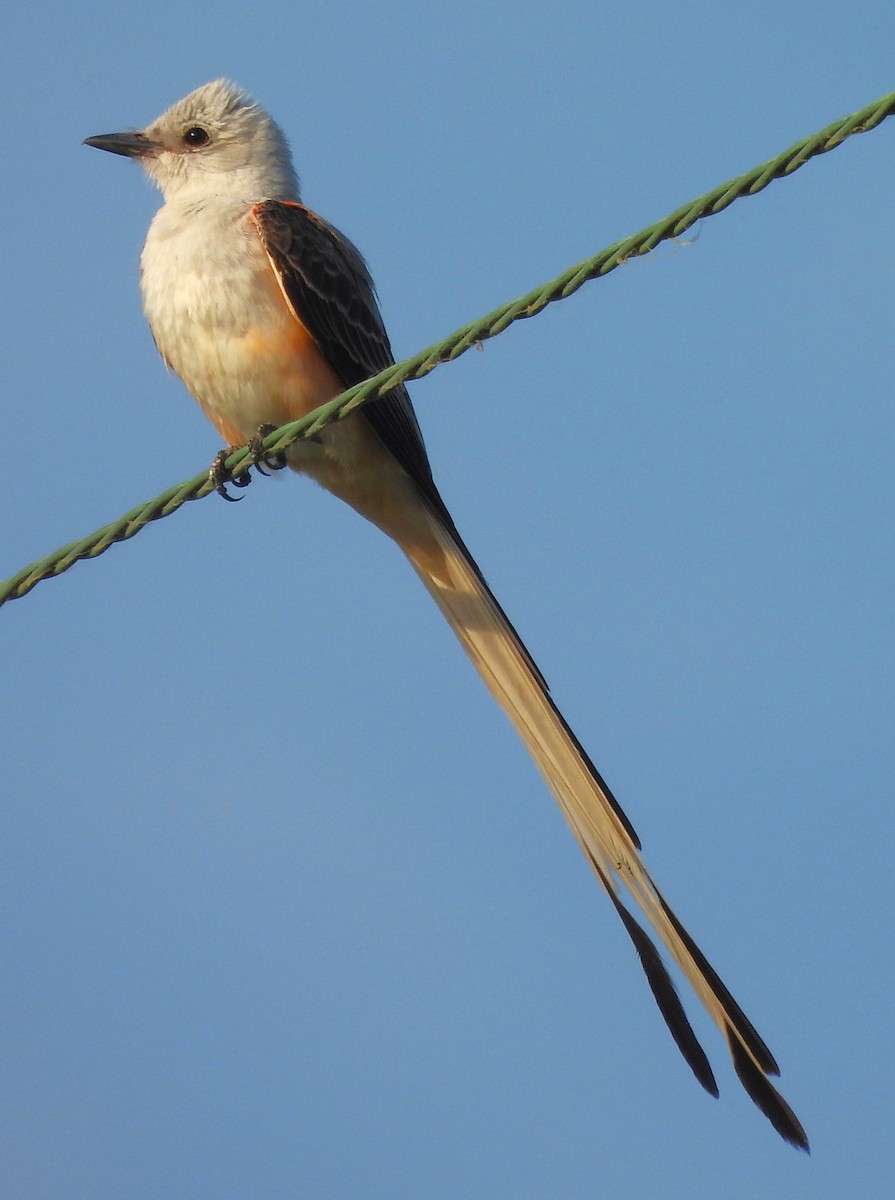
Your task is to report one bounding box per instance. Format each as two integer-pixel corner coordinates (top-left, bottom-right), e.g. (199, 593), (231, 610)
(141, 198), (344, 444)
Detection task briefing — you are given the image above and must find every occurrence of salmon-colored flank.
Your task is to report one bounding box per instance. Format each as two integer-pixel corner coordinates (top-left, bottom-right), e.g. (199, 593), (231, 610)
(201, 408), (251, 449)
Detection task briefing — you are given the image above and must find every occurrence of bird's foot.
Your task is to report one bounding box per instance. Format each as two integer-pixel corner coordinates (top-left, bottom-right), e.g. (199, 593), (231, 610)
(248, 423), (288, 476)
(209, 447), (253, 502)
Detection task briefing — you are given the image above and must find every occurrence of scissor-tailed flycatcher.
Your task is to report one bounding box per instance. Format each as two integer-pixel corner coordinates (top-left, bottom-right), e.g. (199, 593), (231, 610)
(85, 80), (807, 1149)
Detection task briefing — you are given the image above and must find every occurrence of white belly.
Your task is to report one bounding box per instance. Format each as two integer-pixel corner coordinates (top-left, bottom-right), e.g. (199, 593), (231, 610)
(141, 198), (343, 443)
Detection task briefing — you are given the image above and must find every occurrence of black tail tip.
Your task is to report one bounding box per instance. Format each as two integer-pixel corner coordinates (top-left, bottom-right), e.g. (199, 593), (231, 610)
(728, 1030), (809, 1151)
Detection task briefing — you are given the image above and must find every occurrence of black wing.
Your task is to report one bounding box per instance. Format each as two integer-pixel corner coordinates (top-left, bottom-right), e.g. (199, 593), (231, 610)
(253, 199), (451, 524)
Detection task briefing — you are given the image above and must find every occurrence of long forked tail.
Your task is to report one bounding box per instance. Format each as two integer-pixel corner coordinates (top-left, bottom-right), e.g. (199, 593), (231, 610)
(404, 512), (808, 1151)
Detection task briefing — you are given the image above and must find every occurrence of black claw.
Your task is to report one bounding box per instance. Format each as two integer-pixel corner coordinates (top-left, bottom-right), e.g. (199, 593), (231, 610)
(249, 423), (288, 473)
(252, 456), (285, 477)
(208, 425), (290, 502)
(210, 448), (251, 502)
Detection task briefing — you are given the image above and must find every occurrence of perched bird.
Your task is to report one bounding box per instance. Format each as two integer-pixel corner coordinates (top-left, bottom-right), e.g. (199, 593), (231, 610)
(85, 80), (807, 1149)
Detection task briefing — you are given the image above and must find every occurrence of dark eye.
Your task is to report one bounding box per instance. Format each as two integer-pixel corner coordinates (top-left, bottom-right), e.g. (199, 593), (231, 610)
(182, 126), (209, 147)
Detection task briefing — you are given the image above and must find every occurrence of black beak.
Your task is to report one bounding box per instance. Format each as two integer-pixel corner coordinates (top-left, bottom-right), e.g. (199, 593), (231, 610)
(83, 130), (158, 159)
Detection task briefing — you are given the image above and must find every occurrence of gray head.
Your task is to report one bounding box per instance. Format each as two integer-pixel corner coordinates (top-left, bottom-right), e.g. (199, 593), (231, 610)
(85, 80), (300, 204)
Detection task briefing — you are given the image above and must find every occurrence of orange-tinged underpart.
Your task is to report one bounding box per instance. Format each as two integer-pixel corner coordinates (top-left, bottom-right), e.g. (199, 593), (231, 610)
(187, 207), (456, 586)
(193, 249), (344, 443)
(198, 407), (252, 450)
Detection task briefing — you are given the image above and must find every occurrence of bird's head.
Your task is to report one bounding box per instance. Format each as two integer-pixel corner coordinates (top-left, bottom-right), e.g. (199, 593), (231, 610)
(84, 79), (299, 204)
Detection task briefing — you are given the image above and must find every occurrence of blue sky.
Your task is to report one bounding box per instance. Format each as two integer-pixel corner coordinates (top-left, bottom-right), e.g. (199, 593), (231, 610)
(1, 2), (893, 1196)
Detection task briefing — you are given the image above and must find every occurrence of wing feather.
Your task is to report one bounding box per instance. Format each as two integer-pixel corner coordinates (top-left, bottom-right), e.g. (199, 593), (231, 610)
(253, 200), (447, 519)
